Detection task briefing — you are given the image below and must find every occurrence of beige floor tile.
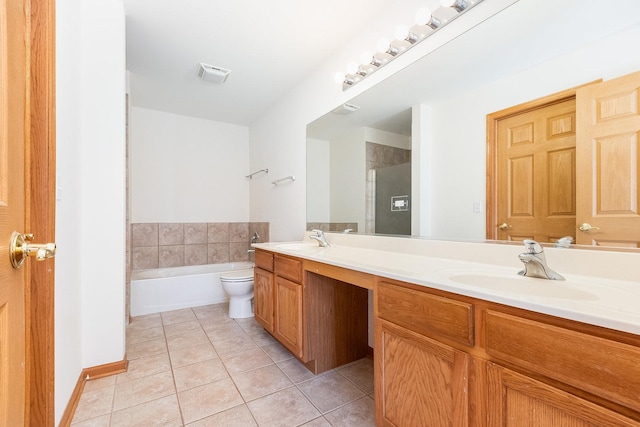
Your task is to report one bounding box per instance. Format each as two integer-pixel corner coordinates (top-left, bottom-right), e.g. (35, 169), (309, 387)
(247, 386), (320, 427)
(169, 342), (218, 369)
(232, 364), (293, 402)
(174, 358), (229, 392)
(220, 347), (273, 375)
(111, 394), (182, 427)
(261, 341), (294, 363)
(166, 329), (210, 351)
(299, 417), (332, 427)
(244, 327), (277, 346)
(202, 320), (243, 338)
(113, 370), (175, 411)
(297, 371), (365, 414)
(324, 396), (376, 427)
(193, 304), (226, 320)
(337, 358), (374, 394)
(126, 337), (168, 360)
(211, 332), (258, 356)
(277, 358), (318, 384)
(83, 375), (116, 393)
(126, 325), (165, 345)
(164, 319), (203, 337)
(72, 386), (115, 423)
(117, 352), (171, 384)
(70, 413), (111, 427)
(178, 378), (244, 424)
(127, 313), (163, 331)
(186, 404), (257, 426)
(161, 308), (197, 325)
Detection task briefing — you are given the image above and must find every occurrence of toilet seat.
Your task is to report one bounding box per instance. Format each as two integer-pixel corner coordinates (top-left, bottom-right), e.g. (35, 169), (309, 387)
(220, 269), (254, 282)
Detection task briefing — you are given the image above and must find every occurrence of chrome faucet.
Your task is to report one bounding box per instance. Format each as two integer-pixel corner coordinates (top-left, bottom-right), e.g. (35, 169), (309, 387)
(518, 239), (565, 280)
(309, 229), (330, 247)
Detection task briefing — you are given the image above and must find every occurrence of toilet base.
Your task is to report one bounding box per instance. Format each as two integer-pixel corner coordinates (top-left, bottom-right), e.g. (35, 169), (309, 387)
(228, 293), (254, 318)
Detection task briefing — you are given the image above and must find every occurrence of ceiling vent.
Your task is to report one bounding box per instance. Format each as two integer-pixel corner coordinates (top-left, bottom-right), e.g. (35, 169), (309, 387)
(331, 103), (360, 115)
(197, 63), (231, 84)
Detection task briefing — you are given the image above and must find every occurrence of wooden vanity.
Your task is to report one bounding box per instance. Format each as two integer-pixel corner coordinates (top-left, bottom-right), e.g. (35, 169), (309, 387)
(254, 248), (640, 426)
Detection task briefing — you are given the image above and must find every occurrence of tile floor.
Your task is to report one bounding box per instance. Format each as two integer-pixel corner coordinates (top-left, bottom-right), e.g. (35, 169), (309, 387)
(71, 304), (375, 426)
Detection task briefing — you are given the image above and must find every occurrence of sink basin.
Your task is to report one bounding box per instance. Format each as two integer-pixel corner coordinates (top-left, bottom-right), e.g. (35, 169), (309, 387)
(435, 268), (598, 300)
(275, 242), (322, 251)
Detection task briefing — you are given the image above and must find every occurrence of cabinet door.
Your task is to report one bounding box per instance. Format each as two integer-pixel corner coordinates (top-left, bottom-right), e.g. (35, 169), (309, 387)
(274, 276), (303, 358)
(487, 363), (640, 427)
(254, 268), (274, 333)
(376, 319), (469, 427)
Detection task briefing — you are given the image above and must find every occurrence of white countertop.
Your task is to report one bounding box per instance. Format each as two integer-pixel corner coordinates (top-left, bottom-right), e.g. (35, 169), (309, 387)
(253, 239), (640, 336)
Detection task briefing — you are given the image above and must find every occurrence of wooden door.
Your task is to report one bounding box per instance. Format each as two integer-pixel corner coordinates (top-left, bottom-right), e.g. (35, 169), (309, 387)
(576, 71), (640, 247)
(0, 0), (28, 424)
(375, 319), (469, 427)
(274, 276), (303, 358)
(486, 363), (640, 427)
(495, 99), (577, 243)
(1, 0), (56, 424)
(253, 267), (274, 333)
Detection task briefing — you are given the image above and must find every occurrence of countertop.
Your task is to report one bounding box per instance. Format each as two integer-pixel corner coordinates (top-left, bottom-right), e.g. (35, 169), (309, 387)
(253, 240), (640, 336)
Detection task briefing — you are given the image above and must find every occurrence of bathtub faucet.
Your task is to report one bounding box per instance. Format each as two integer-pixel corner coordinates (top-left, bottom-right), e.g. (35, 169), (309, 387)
(309, 229), (330, 247)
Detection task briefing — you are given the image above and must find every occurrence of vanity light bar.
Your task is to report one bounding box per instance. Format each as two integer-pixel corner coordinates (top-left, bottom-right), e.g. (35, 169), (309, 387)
(338, 0), (482, 90)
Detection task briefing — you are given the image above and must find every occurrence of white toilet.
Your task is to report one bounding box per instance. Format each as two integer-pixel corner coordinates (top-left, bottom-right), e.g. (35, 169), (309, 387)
(220, 269), (254, 318)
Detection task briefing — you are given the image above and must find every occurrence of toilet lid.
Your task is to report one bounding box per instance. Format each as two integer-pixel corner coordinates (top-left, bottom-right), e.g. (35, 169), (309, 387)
(220, 269), (254, 281)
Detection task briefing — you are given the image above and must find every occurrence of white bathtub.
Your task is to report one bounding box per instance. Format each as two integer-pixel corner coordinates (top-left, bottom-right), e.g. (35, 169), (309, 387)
(130, 262), (254, 316)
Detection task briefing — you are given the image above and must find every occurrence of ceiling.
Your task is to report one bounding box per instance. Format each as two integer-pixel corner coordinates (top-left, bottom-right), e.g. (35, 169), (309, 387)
(123, 0), (400, 126)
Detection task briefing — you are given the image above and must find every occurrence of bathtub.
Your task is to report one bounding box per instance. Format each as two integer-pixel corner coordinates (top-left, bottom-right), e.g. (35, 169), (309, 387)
(130, 262), (254, 316)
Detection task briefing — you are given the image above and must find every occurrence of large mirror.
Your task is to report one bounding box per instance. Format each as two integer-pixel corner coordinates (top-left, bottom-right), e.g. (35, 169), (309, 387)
(306, 0), (640, 248)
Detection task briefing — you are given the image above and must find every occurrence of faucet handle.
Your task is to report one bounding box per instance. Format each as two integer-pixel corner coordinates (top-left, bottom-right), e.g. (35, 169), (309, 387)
(522, 239), (543, 254)
(311, 229), (323, 236)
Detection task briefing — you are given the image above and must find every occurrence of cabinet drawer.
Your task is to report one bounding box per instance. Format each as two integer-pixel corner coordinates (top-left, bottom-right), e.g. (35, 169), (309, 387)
(484, 310), (640, 413)
(275, 255), (302, 283)
(378, 281), (474, 347)
(255, 250), (274, 272)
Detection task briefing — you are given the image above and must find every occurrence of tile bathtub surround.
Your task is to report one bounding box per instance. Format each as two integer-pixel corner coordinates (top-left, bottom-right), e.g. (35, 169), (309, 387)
(131, 222), (269, 270)
(71, 305), (375, 426)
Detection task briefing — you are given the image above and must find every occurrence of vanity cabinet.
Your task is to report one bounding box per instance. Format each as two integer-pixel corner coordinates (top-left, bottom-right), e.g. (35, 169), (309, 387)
(253, 267), (274, 333)
(254, 251), (304, 358)
(375, 279), (640, 426)
(376, 281), (473, 427)
(254, 249), (370, 374)
(486, 363), (639, 426)
(482, 308), (640, 426)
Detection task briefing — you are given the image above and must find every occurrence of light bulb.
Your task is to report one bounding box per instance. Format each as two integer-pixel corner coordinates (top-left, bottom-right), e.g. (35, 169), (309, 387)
(346, 62), (359, 75)
(334, 72), (345, 84)
(359, 51), (373, 65)
(376, 37), (391, 54)
(415, 7), (432, 25)
(394, 25), (409, 41)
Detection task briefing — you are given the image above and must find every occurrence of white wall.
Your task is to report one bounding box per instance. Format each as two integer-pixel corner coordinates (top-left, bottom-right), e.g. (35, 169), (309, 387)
(306, 138), (330, 223)
(330, 128), (366, 229)
(54, 0), (83, 421)
(365, 128), (411, 150)
(55, 0), (126, 423)
(428, 23), (640, 240)
(129, 107), (250, 223)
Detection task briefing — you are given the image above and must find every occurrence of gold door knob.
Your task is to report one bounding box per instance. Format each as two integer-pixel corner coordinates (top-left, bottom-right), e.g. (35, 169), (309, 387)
(498, 223), (511, 231)
(578, 223), (600, 233)
(9, 231), (56, 269)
